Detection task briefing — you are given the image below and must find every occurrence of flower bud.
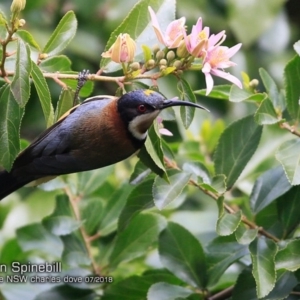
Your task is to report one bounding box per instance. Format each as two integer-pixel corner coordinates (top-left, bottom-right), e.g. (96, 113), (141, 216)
(146, 59), (155, 69)
(10, 0), (26, 14)
(18, 18), (26, 27)
(101, 33), (136, 63)
(39, 53), (48, 60)
(159, 59), (167, 66)
(173, 60), (182, 69)
(152, 44), (160, 54)
(249, 79), (259, 89)
(176, 40), (189, 58)
(155, 50), (165, 61)
(166, 51), (175, 61)
(130, 62), (140, 71)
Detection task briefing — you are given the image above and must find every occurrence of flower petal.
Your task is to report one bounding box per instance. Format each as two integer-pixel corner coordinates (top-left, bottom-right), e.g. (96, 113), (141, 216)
(148, 6), (166, 45)
(211, 69), (242, 88)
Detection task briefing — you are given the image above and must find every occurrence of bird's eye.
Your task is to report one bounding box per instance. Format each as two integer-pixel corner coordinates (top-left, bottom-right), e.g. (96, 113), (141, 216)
(137, 104), (147, 113)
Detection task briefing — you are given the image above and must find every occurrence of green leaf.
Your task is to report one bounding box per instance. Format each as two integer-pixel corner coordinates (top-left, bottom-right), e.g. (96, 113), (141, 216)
(277, 186), (300, 237)
(61, 74), (94, 98)
(43, 11), (77, 56)
(0, 84), (24, 171)
(254, 97), (279, 125)
(284, 55), (300, 121)
(250, 166), (291, 214)
(249, 237), (277, 298)
(229, 85), (265, 102)
(80, 197), (103, 235)
(194, 85), (231, 100)
(31, 62), (54, 127)
(275, 139), (300, 185)
(15, 29), (40, 50)
(34, 285), (96, 300)
(276, 239), (300, 271)
(54, 88), (75, 122)
(10, 39), (32, 107)
(147, 283), (194, 300)
(235, 223), (258, 245)
(200, 175), (226, 194)
(182, 161), (211, 184)
(40, 55), (72, 72)
(159, 222), (207, 288)
(130, 160), (151, 184)
(102, 272), (184, 300)
(43, 216), (81, 236)
(214, 115), (263, 189)
(259, 68), (284, 111)
(228, 0), (285, 47)
(138, 123), (167, 179)
(142, 45), (152, 63)
(216, 210), (242, 236)
(109, 213), (166, 268)
(153, 170), (191, 210)
(100, 0), (175, 71)
(178, 78), (197, 129)
(76, 166), (114, 196)
(118, 177), (155, 231)
(16, 223), (63, 258)
(206, 235), (249, 286)
(232, 268), (257, 300)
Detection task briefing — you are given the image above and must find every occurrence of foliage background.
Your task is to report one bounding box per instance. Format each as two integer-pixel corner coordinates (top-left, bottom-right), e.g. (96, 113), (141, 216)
(1, 0), (300, 299)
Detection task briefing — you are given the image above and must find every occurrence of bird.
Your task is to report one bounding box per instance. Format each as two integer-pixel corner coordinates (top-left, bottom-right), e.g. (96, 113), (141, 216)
(0, 89), (208, 200)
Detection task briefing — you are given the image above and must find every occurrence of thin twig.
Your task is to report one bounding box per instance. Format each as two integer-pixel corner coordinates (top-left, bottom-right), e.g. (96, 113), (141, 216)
(280, 122), (300, 138)
(64, 187), (100, 275)
(207, 286), (234, 300)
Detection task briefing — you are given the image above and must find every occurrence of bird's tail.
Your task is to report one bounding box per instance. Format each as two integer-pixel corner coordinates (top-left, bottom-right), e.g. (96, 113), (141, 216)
(0, 170), (28, 201)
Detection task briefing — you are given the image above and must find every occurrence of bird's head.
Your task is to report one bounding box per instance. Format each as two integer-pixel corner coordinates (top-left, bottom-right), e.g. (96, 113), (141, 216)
(117, 89), (208, 141)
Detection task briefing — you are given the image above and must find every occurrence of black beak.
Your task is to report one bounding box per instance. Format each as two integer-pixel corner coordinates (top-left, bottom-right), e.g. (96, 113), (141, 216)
(161, 99), (209, 112)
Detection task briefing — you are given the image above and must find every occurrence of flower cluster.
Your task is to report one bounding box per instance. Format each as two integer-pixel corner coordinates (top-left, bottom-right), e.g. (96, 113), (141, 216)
(101, 6), (242, 95)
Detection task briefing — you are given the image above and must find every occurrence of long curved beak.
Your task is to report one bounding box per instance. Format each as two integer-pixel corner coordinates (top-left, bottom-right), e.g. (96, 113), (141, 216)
(161, 99), (209, 112)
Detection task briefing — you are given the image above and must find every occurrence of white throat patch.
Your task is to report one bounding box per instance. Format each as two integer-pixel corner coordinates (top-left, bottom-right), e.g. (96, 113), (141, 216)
(128, 111), (160, 140)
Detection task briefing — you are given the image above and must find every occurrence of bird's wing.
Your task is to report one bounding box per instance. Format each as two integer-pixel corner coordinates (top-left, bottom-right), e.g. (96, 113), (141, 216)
(12, 96), (115, 177)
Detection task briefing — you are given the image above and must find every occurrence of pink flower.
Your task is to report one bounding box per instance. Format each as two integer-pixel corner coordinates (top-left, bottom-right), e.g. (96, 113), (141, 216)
(148, 6), (185, 48)
(157, 117), (173, 136)
(101, 33), (136, 63)
(184, 18), (226, 58)
(202, 43), (242, 95)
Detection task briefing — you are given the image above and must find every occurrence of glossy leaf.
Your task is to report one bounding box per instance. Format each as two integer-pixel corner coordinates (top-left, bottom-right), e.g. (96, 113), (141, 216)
(250, 166), (291, 213)
(100, 0), (175, 70)
(229, 84), (265, 102)
(16, 223), (63, 258)
(0, 84), (24, 171)
(284, 55), (300, 121)
(194, 85), (231, 100)
(235, 223), (258, 245)
(206, 235), (249, 286)
(43, 11), (77, 56)
(99, 184), (133, 236)
(216, 210), (242, 236)
(159, 222), (207, 288)
(200, 175), (226, 194)
(182, 161), (211, 184)
(147, 282), (194, 300)
(138, 123), (167, 179)
(34, 285), (96, 300)
(54, 88), (74, 122)
(277, 186), (300, 236)
(232, 268), (257, 300)
(109, 213), (166, 268)
(80, 197), (103, 235)
(275, 139), (300, 185)
(254, 97), (279, 125)
(178, 78), (197, 129)
(40, 55), (72, 72)
(214, 115), (263, 189)
(118, 177), (155, 231)
(276, 239), (300, 271)
(102, 272), (183, 300)
(15, 30), (40, 50)
(294, 40), (300, 56)
(31, 62), (54, 127)
(10, 39), (32, 107)
(43, 216), (81, 236)
(259, 68), (284, 111)
(249, 237), (277, 298)
(153, 170), (191, 210)
(130, 160), (151, 184)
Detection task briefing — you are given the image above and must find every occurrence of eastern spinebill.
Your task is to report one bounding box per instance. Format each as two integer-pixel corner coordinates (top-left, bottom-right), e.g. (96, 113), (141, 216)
(0, 89), (208, 200)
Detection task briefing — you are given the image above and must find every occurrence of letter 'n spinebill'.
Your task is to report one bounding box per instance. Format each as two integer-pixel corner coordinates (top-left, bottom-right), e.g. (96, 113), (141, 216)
(0, 89), (208, 200)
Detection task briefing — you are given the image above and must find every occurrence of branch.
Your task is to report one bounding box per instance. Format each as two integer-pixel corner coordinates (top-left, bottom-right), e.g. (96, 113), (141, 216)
(280, 122), (300, 138)
(64, 187), (100, 275)
(207, 286), (233, 300)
